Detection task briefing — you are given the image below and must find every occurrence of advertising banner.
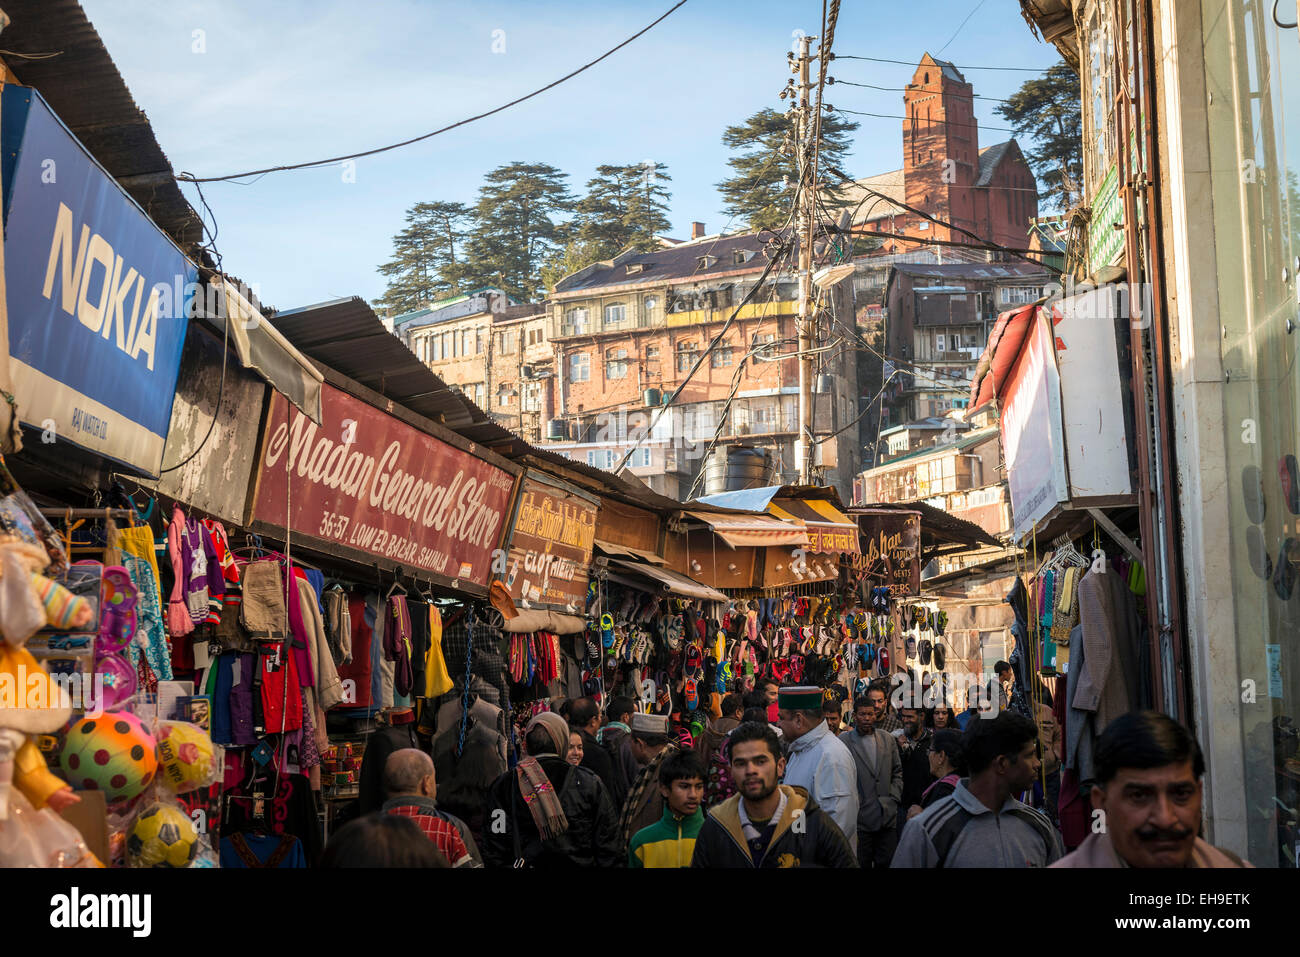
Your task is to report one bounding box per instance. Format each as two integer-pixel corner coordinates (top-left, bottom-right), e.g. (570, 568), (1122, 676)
(499, 471), (598, 613)
(2, 87), (196, 476)
(252, 384), (516, 588)
(1000, 309), (1069, 539)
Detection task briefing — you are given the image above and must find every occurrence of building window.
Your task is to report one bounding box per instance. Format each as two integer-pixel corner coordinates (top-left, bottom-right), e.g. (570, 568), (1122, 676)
(711, 343), (734, 368)
(499, 330), (516, 354)
(934, 333), (947, 353)
(630, 448), (652, 468)
(570, 352), (591, 382)
(604, 303), (627, 326)
(999, 285), (1043, 305)
(676, 341), (699, 373)
(497, 383), (513, 408)
(646, 345), (660, 362)
(566, 308), (589, 335)
(522, 381), (541, 412)
(586, 449), (616, 469)
(475, 327), (485, 354)
(470, 383), (485, 407)
(751, 332), (777, 362)
(605, 347), (628, 380)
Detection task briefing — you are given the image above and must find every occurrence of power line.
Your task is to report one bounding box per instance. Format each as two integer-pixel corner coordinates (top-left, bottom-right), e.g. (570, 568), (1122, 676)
(828, 77), (1011, 105)
(829, 105), (1014, 134)
(176, 0), (690, 184)
(832, 54), (1046, 72)
(937, 0), (989, 54)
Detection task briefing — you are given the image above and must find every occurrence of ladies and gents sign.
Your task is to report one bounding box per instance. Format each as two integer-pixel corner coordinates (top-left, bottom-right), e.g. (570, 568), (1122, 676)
(849, 509), (921, 597)
(251, 384), (516, 589)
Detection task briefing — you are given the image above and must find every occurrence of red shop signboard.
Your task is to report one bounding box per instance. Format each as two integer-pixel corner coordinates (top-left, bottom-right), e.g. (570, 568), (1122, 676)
(251, 384), (517, 588)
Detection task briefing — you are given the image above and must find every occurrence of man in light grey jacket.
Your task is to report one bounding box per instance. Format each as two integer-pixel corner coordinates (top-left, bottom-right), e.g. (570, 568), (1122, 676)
(840, 695), (903, 867)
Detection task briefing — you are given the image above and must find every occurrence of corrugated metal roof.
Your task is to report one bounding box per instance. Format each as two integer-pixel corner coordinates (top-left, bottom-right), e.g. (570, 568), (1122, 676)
(265, 296), (749, 516)
(0, 0), (205, 258)
(889, 261), (1048, 281)
(552, 231), (788, 295)
(848, 501), (1002, 550)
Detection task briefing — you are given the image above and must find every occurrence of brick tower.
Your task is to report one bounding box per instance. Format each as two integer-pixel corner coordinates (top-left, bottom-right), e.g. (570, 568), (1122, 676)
(902, 53), (980, 245)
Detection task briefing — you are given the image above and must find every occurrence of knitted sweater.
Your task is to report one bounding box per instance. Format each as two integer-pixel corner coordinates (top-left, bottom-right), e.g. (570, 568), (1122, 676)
(628, 806), (705, 868)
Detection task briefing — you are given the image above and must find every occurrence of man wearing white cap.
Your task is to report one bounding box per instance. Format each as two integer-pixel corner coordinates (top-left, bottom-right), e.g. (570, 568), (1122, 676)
(617, 712), (678, 851)
(777, 686), (859, 854)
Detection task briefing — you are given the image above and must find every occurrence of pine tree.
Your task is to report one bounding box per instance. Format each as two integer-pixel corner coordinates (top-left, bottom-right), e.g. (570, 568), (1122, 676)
(717, 107), (859, 232)
(375, 201), (470, 315)
(555, 162), (673, 285)
(465, 162), (574, 300)
(994, 64), (1083, 211)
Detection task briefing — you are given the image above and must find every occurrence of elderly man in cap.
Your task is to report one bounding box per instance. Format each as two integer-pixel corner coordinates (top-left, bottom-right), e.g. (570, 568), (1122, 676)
(778, 686), (859, 853)
(617, 712), (679, 851)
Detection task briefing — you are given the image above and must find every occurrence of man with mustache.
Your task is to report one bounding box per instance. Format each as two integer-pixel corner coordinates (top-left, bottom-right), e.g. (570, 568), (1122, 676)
(1052, 711), (1252, 868)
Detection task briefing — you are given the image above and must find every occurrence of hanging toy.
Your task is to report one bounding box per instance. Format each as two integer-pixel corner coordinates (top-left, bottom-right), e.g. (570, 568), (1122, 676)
(60, 712), (157, 804)
(127, 801), (198, 868)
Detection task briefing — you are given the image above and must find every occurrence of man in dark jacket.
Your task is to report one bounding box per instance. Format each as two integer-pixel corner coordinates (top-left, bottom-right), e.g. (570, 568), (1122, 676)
(569, 696), (618, 795)
(896, 706), (933, 835)
(691, 722), (856, 868)
(481, 713), (622, 867)
(599, 695), (638, 808)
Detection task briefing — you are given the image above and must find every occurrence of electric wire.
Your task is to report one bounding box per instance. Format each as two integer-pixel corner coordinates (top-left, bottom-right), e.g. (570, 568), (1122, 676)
(832, 54), (1046, 72)
(176, 1), (690, 184)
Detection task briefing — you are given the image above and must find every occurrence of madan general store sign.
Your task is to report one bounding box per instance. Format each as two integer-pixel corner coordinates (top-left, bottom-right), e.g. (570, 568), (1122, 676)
(252, 384), (516, 587)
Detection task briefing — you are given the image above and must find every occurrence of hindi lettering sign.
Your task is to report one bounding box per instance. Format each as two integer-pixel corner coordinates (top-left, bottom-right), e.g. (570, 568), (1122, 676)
(499, 471), (598, 612)
(849, 509), (921, 597)
(251, 384), (516, 588)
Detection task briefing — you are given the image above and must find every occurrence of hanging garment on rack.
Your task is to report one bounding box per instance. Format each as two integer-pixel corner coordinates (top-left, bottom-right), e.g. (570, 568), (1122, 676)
(322, 585), (351, 666)
(358, 713), (422, 814)
(1074, 568), (1134, 731)
(219, 832), (306, 868)
(336, 595), (374, 709)
(408, 599), (429, 701)
(223, 773), (323, 867)
(366, 592), (394, 710)
(240, 560), (288, 640)
(258, 641), (303, 734)
(424, 603), (452, 699)
(117, 523), (172, 682)
(165, 505), (195, 641)
(384, 593), (414, 699)
(286, 568), (315, 691)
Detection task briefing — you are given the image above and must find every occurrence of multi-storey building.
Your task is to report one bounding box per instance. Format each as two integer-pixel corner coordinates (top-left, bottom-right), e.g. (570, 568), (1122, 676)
(879, 261), (1050, 430)
(487, 305), (552, 441)
(544, 228), (861, 500)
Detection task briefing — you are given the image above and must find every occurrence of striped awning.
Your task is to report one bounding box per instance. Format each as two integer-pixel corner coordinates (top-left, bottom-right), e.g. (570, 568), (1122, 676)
(766, 498), (861, 555)
(684, 511), (811, 549)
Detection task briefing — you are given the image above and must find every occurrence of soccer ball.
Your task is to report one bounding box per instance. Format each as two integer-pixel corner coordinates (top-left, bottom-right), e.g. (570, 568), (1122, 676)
(127, 802), (198, 868)
(60, 712), (157, 803)
(156, 721), (215, 794)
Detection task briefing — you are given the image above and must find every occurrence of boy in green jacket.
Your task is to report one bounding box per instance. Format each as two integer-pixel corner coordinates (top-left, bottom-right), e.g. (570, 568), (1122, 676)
(628, 749), (706, 868)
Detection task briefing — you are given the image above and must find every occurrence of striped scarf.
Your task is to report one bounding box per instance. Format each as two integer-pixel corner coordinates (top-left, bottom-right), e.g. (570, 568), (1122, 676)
(618, 742), (678, 850)
(515, 756), (568, 840)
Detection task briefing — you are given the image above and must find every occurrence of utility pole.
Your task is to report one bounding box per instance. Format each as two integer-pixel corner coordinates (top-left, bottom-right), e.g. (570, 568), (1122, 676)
(793, 34), (817, 485)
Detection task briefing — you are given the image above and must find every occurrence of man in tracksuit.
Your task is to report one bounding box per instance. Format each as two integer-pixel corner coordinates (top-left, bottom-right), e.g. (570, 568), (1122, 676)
(690, 722), (856, 868)
(892, 711), (1062, 867)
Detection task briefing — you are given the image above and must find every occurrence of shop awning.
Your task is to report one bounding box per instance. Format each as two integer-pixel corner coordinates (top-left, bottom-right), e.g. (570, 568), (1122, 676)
(766, 498), (861, 554)
(607, 558), (728, 602)
(969, 303), (1038, 410)
(207, 280), (324, 424)
(594, 539), (666, 565)
(683, 510), (811, 549)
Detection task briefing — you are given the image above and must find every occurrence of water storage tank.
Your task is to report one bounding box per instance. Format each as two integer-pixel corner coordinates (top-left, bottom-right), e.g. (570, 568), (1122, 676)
(643, 388), (662, 407)
(546, 419), (566, 441)
(703, 445), (771, 495)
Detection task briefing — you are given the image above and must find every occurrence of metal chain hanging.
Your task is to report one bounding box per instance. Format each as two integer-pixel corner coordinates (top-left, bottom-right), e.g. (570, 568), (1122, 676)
(458, 604), (476, 755)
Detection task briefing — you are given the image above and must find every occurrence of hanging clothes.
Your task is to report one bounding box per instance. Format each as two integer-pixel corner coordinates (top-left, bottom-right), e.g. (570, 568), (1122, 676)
(424, 604), (452, 698)
(384, 593), (414, 699)
(258, 641), (303, 734)
(336, 595), (374, 709)
(322, 585), (352, 666)
(118, 522), (172, 682)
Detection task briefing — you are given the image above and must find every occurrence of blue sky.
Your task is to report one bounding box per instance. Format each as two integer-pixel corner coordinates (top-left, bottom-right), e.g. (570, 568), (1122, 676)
(80, 0), (1061, 310)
